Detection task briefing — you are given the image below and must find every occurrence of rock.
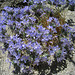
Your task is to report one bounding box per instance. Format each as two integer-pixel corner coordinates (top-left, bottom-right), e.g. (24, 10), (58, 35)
(0, 43), (14, 75)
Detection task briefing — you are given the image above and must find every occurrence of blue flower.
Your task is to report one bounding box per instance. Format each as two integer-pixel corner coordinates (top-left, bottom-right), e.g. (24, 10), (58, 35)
(50, 0), (55, 4)
(20, 63), (26, 71)
(37, 25), (46, 33)
(3, 6), (9, 10)
(29, 17), (36, 22)
(23, 0), (27, 3)
(68, 0), (75, 5)
(34, 0), (40, 3)
(30, 49), (33, 52)
(14, 59), (19, 65)
(49, 50), (55, 56)
(15, 54), (21, 60)
(13, 7), (20, 14)
(56, 49), (67, 62)
(41, 0), (46, 3)
(47, 17), (53, 22)
(52, 45), (60, 52)
(12, 51), (17, 57)
(7, 20), (14, 26)
(41, 56), (47, 62)
(33, 57), (40, 66)
(42, 34), (52, 41)
(35, 33), (42, 39)
(21, 56), (26, 63)
(25, 26), (37, 37)
(43, 30), (50, 35)
(47, 25), (53, 30)
(47, 60), (51, 66)
(2, 25), (6, 29)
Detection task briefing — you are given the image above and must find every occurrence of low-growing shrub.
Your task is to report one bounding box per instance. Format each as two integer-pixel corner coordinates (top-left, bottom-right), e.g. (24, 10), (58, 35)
(0, 0), (74, 74)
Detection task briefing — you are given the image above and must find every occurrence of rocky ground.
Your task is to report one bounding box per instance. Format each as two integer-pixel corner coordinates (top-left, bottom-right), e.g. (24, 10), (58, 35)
(0, 1), (75, 75)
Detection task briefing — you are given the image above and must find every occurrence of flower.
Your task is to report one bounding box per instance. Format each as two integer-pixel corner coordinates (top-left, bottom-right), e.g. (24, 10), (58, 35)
(15, 54), (21, 60)
(33, 57), (40, 66)
(47, 17), (53, 22)
(34, 0), (40, 3)
(56, 48), (67, 62)
(23, 0), (27, 3)
(41, 56), (47, 62)
(47, 25), (53, 30)
(37, 25), (46, 33)
(47, 60), (51, 66)
(29, 17), (36, 22)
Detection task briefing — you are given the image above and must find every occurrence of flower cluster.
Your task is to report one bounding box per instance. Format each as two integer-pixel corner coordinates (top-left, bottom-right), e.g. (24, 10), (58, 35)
(68, 0), (75, 5)
(0, 0), (74, 74)
(0, 11), (8, 43)
(23, 0), (75, 6)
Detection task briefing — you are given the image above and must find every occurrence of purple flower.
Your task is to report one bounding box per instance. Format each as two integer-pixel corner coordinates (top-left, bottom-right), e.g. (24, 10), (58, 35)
(37, 49), (43, 55)
(35, 33), (42, 39)
(42, 35), (47, 41)
(43, 30), (50, 34)
(41, 0), (46, 3)
(47, 17), (53, 22)
(34, 0), (40, 3)
(22, 6), (31, 13)
(56, 48), (67, 62)
(42, 33), (52, 42)
(33, 58), (40, 66)
(47, 25), (53, 30)
(12, 51), (17, 56)
(2, 25), (6, 29)
(70, 26), (75, 32)
(47, 60), (51, 66)
(25, 26), (37, 37)
(3, 6), (9, 10)
(20, 63), (26, 71)
(21, 55), (30, 62)
(30, 49), (33, 52)
(15, 54), (21, 60)
(68, 0), (75, 5)
(13, 59), (19, 65)
(13, 7), (20, 14)
(29, 17), (36, 22)
(7, 20), (14, 26)
(22, 44), (26, 49)
(52, 45), (60, 52)
(23, 0), (27, 3)
(50, 0), (55, 4)
(61, 48), (67, 56)
(37, 25), (46, 33)
(53, 28), (57, 33)
(49, 50), (54, 56)
(41, 56), (47, 62)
